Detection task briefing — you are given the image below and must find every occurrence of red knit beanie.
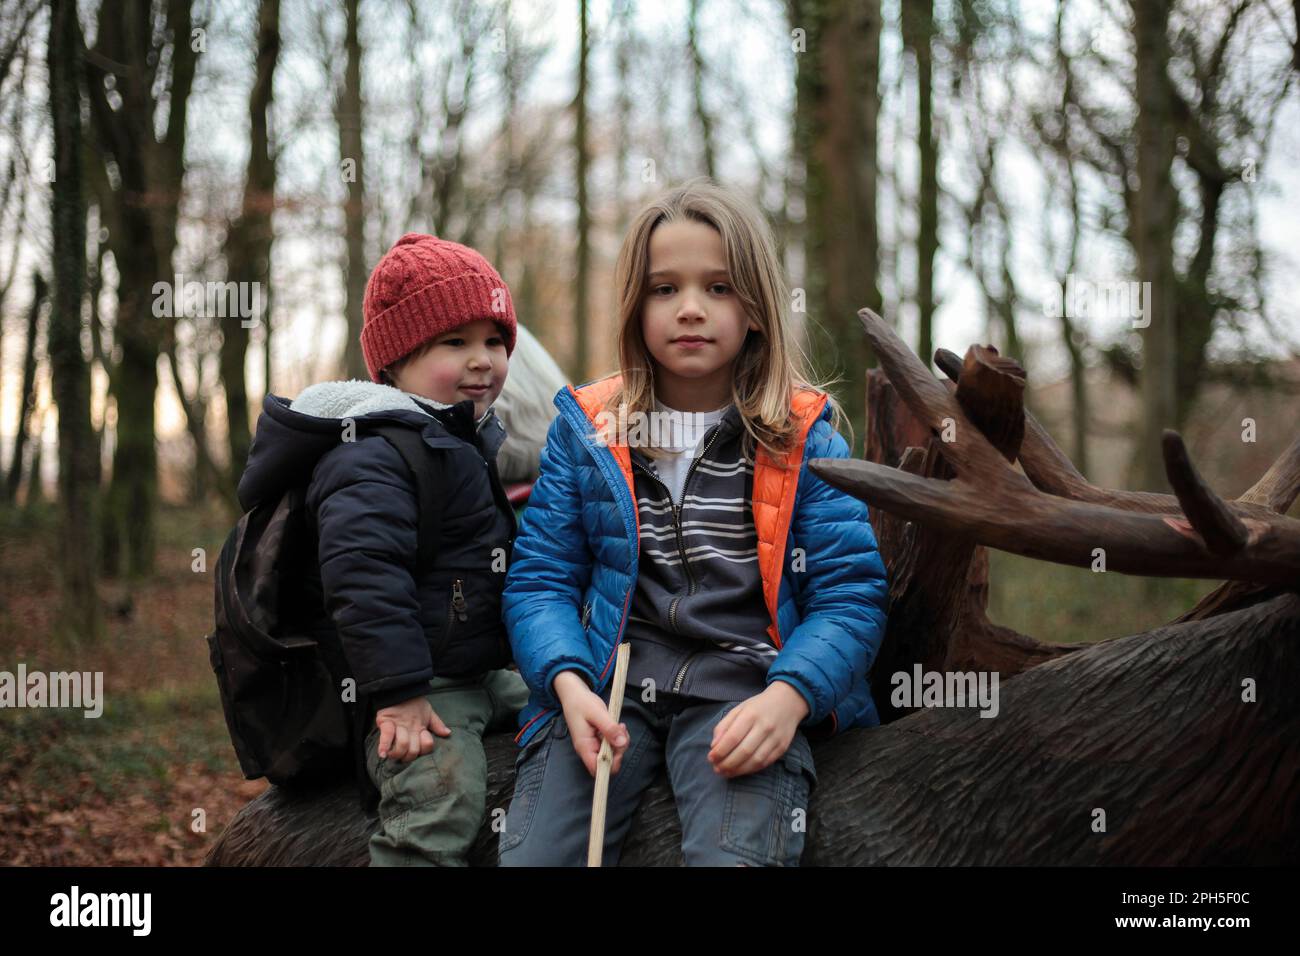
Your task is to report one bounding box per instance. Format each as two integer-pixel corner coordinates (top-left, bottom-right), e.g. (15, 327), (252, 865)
(360, 232), (518, 382)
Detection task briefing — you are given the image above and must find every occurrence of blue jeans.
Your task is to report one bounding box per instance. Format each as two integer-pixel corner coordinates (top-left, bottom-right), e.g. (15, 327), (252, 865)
(498, 688), (817, 866)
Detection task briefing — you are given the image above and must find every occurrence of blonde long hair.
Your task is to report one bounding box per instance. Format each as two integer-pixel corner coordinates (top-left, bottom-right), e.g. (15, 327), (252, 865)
(603, 177), (848, 462)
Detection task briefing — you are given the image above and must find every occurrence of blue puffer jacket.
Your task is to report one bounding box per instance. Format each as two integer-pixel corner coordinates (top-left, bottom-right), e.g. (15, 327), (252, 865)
(504, 375), (890, 748)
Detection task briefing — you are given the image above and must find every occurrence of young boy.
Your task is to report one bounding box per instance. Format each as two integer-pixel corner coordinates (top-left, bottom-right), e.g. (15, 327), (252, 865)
(238, 233), (529, 865)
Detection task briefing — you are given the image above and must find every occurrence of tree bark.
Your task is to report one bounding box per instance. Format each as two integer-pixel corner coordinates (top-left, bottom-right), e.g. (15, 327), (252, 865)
(207, 591), (1300, 866)
(47, 0), (101, 640)
(1132, 0), (1178, 492)
(86, 0), (158, 577)
(221, 0), (281, 490)
(862, 357), (1080, 723)
(901, 0), (936, 369)
(687, 0), (716, 180)
(791, 0), (881, 452)
(1053, 14), (1091, 478)
(84, 0), (197, 575)
(338, 0), (367, 381)
(572, 0), (590, 382)
(4, 271), (44, 504)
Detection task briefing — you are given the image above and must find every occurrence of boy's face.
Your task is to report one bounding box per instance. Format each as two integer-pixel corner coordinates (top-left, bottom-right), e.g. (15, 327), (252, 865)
(390, 318), (509, 419)
(640, 219), (758, 409)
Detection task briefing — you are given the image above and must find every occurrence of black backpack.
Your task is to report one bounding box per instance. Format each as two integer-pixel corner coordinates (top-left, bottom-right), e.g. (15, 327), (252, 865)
(206, 424), (444, 792)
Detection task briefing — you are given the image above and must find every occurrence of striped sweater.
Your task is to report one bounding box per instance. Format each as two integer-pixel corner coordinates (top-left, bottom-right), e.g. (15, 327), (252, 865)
(623, 403), (775, 702)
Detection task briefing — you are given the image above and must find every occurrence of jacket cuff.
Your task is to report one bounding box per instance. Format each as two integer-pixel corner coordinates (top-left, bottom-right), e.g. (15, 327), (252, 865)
(544, 662), (597, 702)
(768, 674), (820, 725)
(368, 679), (433, 711)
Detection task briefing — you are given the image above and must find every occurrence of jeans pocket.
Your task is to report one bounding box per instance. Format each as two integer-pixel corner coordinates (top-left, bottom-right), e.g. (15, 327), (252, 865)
(719, 735), (815, 867)
(499, 715), (559, 854)
(781, 733), (817, 793)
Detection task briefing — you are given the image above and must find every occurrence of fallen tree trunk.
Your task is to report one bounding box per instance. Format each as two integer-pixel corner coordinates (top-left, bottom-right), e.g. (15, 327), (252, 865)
(206, 590), (1300, 865)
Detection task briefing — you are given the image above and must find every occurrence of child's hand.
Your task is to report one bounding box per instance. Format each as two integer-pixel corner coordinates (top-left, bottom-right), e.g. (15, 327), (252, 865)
(553, 670), (630, 778)
(708, 682), (810, 778)
(374, 695), (451, 763)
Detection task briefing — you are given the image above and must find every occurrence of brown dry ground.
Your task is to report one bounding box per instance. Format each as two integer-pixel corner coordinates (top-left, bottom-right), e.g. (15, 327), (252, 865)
(0, 502), (266, 865)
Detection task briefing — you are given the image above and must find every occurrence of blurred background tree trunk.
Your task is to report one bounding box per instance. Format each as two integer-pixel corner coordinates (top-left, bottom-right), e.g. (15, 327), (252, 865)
(4, 271), (44, 504)
(573, 0), (591, 382)
(902, 0), (937, 370)
(791, 0), (882, 452)
(338, 0), (368, 381)
(1132, 0), (1178, 493)
(221, 0), (281, 493)
(84, 0), (197, 576)
(687, 0), (716, 180)
(48, 0), (101, 640)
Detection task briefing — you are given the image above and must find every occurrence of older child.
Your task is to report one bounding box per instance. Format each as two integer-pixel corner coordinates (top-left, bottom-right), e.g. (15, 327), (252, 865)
(238, 233), (529, 865)
(498, 180), (889, 866)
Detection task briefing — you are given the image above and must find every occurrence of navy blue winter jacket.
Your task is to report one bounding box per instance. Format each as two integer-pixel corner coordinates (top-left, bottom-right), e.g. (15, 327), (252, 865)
(237, 380), (517, 711)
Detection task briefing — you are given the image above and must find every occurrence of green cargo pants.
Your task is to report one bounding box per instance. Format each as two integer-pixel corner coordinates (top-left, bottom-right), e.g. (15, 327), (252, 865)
(364, 668), (530, 866)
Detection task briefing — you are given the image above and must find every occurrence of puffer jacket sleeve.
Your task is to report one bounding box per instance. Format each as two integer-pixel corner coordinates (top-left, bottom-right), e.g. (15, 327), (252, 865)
(503, 413), (599, 706)
(765, 420), (889, 726)
(308, 435), (433, 706)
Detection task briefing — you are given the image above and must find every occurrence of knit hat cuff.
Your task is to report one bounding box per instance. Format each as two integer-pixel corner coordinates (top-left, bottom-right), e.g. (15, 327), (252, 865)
(361, 272), (517, 381)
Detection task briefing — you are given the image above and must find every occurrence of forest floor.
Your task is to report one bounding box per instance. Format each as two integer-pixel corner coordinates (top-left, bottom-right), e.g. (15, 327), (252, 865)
(0, 502), (265, 865)
(0, 500), (1210, 866)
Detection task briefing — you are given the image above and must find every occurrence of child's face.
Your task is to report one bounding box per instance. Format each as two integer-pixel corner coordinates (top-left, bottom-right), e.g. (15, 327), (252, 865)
(390, 318), (509, 419)
(640, 219), (758, 410)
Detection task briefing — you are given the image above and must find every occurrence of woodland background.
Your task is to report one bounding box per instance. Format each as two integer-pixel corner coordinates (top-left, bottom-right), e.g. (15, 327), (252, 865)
(0, 0), (1297, 863)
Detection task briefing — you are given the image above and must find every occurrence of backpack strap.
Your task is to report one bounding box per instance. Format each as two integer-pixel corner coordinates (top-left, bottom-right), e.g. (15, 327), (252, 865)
(370, 425), (444, 577)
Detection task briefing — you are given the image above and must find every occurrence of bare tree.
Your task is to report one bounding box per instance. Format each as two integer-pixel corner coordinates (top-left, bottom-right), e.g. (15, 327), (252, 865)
(4, 272), (44, 504)
(1057, 1), (1292, 489)
(573, 0), (591, 381)
(687, 0), (716, 179)
(790, 0), (883, 451)
(338, 0), (367, 381)
(941, 1), (1025, 365)
(83, 0), (198, 576)
(1131, 0), (1178, 493)
(902, 0), (938, 367)
(612, 0), (637, 239)
(221, 0), (282, 490)
(1028, 1), (1093, 474)
(48, 0), (101, 640)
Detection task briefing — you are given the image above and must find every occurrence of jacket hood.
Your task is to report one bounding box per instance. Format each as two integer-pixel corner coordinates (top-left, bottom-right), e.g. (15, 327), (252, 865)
(237, 379), (502, 511)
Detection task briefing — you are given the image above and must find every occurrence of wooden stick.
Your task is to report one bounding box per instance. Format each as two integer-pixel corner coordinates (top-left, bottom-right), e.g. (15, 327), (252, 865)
(587, 641), (631, 867)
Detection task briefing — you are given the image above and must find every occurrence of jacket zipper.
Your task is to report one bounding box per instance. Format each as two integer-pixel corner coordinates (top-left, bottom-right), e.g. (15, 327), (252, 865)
(632, 459), (681, 624)
(630, 424), (724, 694)
(671, 651), (699, 693)
(449, 578), (468, 626)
